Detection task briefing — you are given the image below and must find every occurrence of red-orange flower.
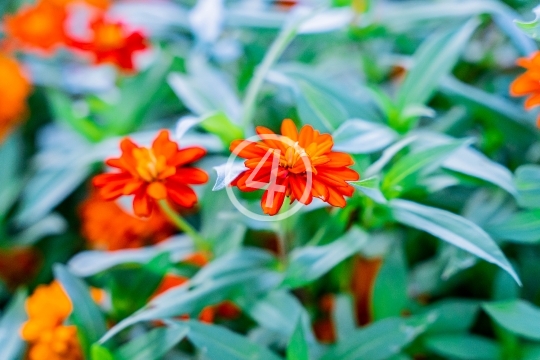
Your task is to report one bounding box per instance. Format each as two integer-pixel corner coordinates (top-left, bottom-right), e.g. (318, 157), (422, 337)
(510, 51), (540, 126)
(69, 15), (148, 71)
(0, 54), (32, 142)
(230, 119), (359, 215)
(93, 130), (208, 218)
(5, 1), (68, 53)
(80, 192), (175, 250)
(44, 0), (111, 9)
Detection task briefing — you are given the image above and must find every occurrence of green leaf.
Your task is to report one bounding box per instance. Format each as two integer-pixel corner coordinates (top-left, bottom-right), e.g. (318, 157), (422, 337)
(332, 294), (357, 342)
(487, 210), (540, 244)
(424, 334), (500, 360)
(321, 315), (433, 360)
(390, 199), (520, 285)
(483, 300), (540, 340)
(443, 147), (517, 197)
(515, 6), (540, 39)
(397, 20), (478, 111)
(295, 79), (348, 132)
(287, 318), (309, 360)
(365, 136), (417, 177)
(372, 245), (408, 320)
(199, 111), (244, 147)
(115, 324), (189, 360)
(282, 227), (368, 288)
(515, 165), (540, 209)
(91, 344), (114, 360)
(332, 119), (398, 154)
(0, 289), (27, 360)
(247, 290), (315, 342)
(54, 264), (107, 357)
(383, 140), (468, 193)
(186, 320), (282, 360)
(422, 299), (479, 335)
(351, 177), (387, 204)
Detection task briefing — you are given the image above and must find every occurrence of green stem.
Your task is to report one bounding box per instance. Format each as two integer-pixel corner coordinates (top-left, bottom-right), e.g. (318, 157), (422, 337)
(241, 16), (305, 129)
(158, 200), (209, 252)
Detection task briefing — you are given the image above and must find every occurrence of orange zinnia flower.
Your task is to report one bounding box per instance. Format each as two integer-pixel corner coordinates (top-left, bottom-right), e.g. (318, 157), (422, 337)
(44, 0), (111, 9)
(0, 54), (32, 142)
(510, 51), (540, 126)
(5, 1), (68, 53)
(20, 281), (102, 360)
(80, 192), (175, 251)
(230, 119), (359, 215)
(93, 130), (208, 218)
(69, 16), (148, 71)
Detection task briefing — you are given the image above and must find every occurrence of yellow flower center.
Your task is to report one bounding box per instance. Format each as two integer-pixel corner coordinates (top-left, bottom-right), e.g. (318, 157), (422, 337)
(133, 148), (174, 182)
(95, 24), (125, 50)
(281, 141), (316, 174)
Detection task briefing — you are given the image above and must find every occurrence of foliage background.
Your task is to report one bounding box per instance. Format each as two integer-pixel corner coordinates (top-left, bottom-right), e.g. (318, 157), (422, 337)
(1, 0), (540, 359)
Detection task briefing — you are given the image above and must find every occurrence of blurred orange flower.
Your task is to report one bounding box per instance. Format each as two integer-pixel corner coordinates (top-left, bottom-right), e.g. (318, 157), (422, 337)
(231, 119), (359, 215)
(69, 16), (148, 71)
(80, 192), (175, 250)
(510, 51), (540, 127)
(21, 281), (80, 360)
(93, 130), (208, 218)
(0, 54), (32, 142)
(5, 1), (68, 53)
(44, 0), (111, 9)
(152, 273), (189, 299)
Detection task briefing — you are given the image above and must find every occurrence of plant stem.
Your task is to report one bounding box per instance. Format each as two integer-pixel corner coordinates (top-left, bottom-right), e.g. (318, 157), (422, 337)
(241, 17), (303, 129)
(158, 200), (209, 252)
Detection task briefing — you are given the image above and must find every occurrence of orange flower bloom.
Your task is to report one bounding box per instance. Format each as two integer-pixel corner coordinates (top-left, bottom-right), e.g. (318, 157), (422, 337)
(5, 1), (68, 53)
(69, 16), (148, 71)
(44, 0), (110, 9)
(230, 119), (359, 215)
(0, 54), (32, 141)
(93, 130), (208, 218)
(152, 273), (189, 299)
(21, 281), (103, 360)
(80, 192), (174, 250)
(510, 51), (540, 126)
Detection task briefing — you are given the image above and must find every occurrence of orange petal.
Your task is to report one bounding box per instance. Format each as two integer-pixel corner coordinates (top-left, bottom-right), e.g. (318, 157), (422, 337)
(289, 175), (312, 205)
(298, 124), (316, 147)
(311, 177), (329, 201)
(147, 182), (168, 199)
(510, 75), (540, 96)
(230, 140), (268, 158)
(92, 172), (131, 187)
(525, 93), (540, 109)
(326, 187), (347, 208)
(170, 147), (206, 167)
(261, 186), (287, 216)
(133, 188), (153, 217)
(167, 184), (198, 208)
(170, 168), (209, 184)
(152, 130), (178, 159)
(256, 126), (287, 153)
(122, 179), (144, 195)
(281, 119), (298, 141)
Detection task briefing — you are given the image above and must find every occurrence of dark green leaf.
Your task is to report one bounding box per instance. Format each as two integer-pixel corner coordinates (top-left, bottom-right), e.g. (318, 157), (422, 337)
(287, 318), (309, 360)
(424, 334), (499, 360)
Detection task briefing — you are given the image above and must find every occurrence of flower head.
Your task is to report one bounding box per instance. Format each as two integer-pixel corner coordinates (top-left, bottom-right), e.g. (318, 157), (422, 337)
(230, 119), (359, 215)
(80, 192), (175, 250)
(0, 54), (32, 141)
(510, 51), (540, 126)
(93, 130), (208, 218)
(5, 1), (68, 53)
(44, 0), (110, 9)
(69, 15), (148, 71)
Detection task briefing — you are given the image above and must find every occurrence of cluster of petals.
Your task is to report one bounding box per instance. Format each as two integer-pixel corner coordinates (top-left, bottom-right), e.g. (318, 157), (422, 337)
(3, 0), (147, 71)
(510, 51), (540, 126)
(93, 130), (209, 218)
(79, 192), (175, 250)
(231, 119), (359, 215)
(0, 53), (32, 142)
(20, 282), (87, 360)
